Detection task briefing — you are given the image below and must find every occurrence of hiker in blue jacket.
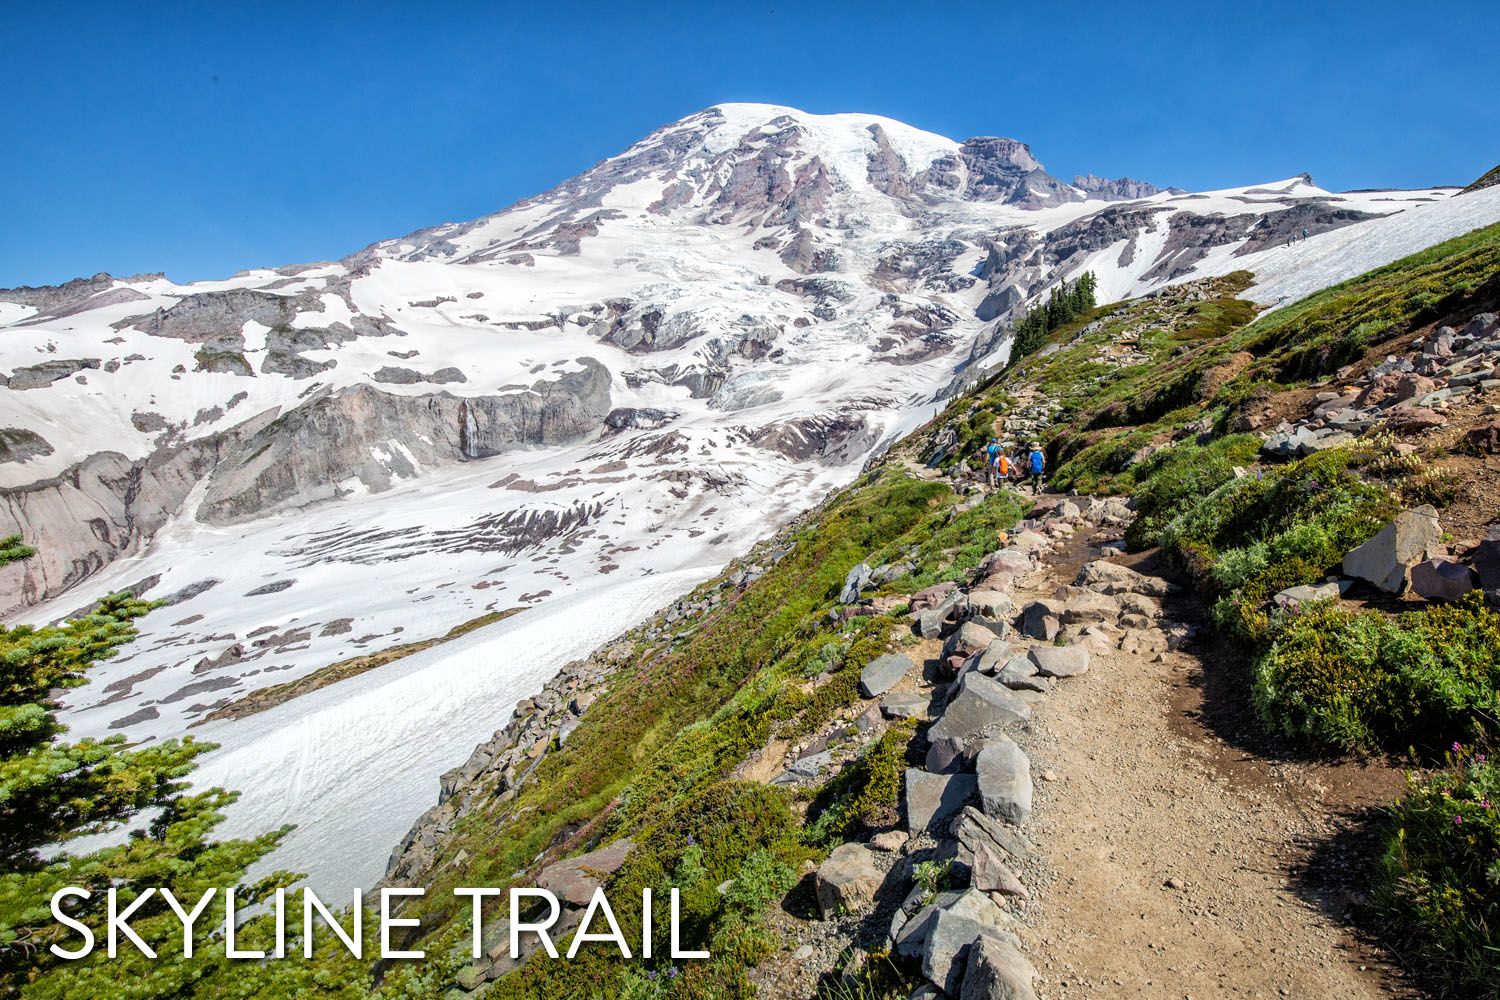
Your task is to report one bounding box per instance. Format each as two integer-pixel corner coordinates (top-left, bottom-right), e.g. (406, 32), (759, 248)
(984, 437), (1002, 486)
(1026, 442), (1046, 493)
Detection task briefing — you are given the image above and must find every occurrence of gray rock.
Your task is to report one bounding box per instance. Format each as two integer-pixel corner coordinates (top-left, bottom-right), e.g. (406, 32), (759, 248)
(861, 653), (914, 698)
(951, 806), (1033, 863)
(967, 590), (1014, 618)
(1272, 581), (1343, 609)
(1342, 505), (1442, 593)
(929, 673), (1032, 742)
(534, 839), (635, 906)
(1409, 557), (1477, 602)
(960, 935), (1039, 1000)
(1074, 560), (1176, 597)
(969, 841), (1028, 898)
(5, 357), (101, 390)
(840, 562), (873, 603)
(923, 907), (1021, 996)
(882, 691), (930, 719)
(1057, 590), (1120, 625)
(815, 842), (883, 918)
(895, 888), (1012, 960)
(925, 736), (968, 774)
(905, 768), (978, 833)
(915, 607), (949, 638)
(975, 739), (1033, 826)
(974, 640), (1014, 674)
(1027, 644), (1089, 678)
(996, 654), (1038, 688)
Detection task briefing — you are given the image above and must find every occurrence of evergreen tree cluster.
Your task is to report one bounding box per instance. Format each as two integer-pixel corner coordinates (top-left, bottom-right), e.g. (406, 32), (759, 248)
(1005, 271), (1098, 368)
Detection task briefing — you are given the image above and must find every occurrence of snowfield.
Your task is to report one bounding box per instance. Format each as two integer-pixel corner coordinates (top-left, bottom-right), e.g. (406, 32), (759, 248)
(5, 103), (1499, 894)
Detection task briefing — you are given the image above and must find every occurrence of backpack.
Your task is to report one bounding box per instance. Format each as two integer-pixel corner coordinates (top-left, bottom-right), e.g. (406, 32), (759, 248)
(997, 455), (1010, 475)
(1029, 450), (1044, 474)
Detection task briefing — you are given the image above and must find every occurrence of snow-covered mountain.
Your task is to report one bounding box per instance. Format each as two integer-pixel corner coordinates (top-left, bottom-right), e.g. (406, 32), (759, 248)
(3, 103), (1496, 892)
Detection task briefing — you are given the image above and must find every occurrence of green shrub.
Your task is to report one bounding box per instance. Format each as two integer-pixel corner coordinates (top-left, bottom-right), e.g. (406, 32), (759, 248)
(1153, 449), (1397, 642)
(1379, 747), (1500, 998)
(806, 720), (919, 845)
(1253, 595), (1500, 753)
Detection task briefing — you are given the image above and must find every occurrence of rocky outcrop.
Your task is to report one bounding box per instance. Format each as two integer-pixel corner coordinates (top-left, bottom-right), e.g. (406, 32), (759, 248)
(4, 357), (101, 390)
(203, 361), (610, 523)
(1072, 174), (1168, 201)
(0, 409), (279, 614)
(0, 428), (54, 465)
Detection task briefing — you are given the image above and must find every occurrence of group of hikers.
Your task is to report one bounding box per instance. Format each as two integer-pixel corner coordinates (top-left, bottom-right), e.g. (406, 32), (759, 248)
(983, 438), (1046, 493)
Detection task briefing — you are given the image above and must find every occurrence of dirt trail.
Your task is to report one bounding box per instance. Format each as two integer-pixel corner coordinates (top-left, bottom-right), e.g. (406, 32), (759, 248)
(1012, 535), (1416, 1000)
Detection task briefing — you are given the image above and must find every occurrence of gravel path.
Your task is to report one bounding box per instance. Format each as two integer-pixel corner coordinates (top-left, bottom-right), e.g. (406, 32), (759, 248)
(1014, 534), (1418, 999)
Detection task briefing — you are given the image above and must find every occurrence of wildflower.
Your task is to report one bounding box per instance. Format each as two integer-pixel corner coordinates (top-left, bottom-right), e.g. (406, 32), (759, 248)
(1482, 800), (1492, 810)
(1477, 754), (1487, 763)
(1452, 741), (1463, 753)
(1454, 814), (1463, 825)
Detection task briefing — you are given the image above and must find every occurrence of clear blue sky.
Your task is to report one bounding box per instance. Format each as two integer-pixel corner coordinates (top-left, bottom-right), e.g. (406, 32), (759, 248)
(3, 1), (1496, 287)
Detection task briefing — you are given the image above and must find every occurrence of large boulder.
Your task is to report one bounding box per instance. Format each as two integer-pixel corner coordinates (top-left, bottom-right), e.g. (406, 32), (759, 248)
(967, 590), (1014, 618)
(1409, 558), (1477, 602)
(840, 562), (873, 603)
(860, 653), (914, 698)
(1027, 644), (1090, 678)
(1342, 505), (1443, 593)
(905, 769), (978, 833)
(1074, 560), (1174, 597)
(960, 935), (1039, 1000)
(1056, 590), (1121, 625)
(534, 839), (635, 906)
(929, 673), (1032, 742)
(814, 842), (883, 918)
(923, 907), (1021, 996)
(975, 740), (1033, 826)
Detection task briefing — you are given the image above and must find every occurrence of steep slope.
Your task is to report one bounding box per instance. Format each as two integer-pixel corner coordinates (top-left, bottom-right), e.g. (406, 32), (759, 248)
(3, 104), (1497, 894)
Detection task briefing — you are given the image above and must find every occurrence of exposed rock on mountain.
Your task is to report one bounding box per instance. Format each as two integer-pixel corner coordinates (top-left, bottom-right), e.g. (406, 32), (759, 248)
(1072, 174), (1171, 200)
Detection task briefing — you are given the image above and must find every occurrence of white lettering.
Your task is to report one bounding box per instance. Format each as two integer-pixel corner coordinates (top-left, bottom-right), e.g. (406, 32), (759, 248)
(303, 889), (363, 959)
(509, 888), (560, 959)
(454, 887), (501, 959)
(107, 887), (157, 958)
(379, 888), (425, 959)
(48, 888), (94, 959)
(669, 888), (708, 959)
(160, 888), (215, 958)
(567, 887), (630, 959)
(224, 889), (263, 959)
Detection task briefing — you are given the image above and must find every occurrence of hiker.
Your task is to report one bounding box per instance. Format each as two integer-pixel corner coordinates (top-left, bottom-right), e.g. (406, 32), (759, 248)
(1302, 227), (1310, 241)
(995, 449), (1012, 486)
(1026, 441), (1046, 493)
(984, 437), (1002, 486)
